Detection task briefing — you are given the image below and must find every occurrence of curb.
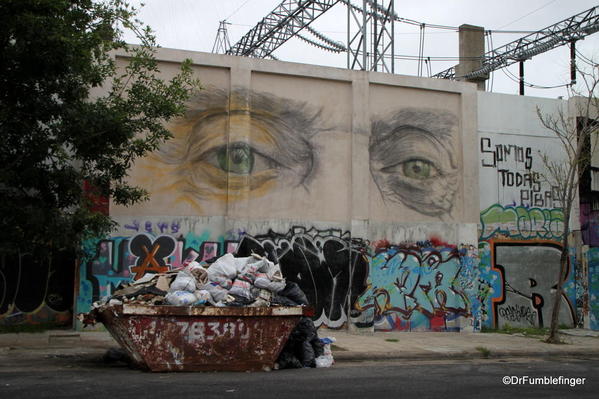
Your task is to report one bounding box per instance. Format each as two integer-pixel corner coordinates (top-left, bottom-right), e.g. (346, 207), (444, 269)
(333, 349), (599, 362)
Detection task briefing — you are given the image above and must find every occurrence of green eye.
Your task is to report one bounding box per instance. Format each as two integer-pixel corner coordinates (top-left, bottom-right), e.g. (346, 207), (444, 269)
(216, 144), (254, 175)
(402, 159), (433, 179)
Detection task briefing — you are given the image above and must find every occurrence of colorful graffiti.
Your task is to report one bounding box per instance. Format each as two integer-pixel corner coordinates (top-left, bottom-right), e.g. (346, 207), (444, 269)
(0, 250), (74, 326)
(354, 242), (479, 332)
(77, 231), (240, 316)
(480, 204), (564, 240)
(476, 238), (577, 329)
(77, 225), (368, 329)
(587, 248), (599, 330)
(235, 226), (369, 328)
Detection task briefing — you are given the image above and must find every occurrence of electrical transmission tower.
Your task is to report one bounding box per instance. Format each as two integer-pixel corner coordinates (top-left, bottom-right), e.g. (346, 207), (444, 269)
(345, 0), (395, 72)
(226, 0), (341, 58)
(432, 6), (599, 80)
(223, 1), (598, 83)
(212, 20), (232, 54)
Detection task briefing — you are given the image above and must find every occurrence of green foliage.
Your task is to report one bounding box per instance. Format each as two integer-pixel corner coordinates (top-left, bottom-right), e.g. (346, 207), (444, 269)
(0, 0), (199, 256)
(481, 324), (548, 336)
(475, 346), (491, 358)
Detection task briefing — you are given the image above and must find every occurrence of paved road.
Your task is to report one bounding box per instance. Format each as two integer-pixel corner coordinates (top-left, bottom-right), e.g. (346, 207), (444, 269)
(1, 347), (597, 398)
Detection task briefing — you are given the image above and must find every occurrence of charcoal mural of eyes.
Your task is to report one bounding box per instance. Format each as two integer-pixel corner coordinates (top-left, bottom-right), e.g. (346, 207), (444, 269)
(369, 109), (459, 217)
(154, 88), (323, 209)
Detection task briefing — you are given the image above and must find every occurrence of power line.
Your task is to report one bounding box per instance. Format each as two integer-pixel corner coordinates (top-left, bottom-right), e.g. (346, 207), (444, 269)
(497, 0), (559, 29)
(433, 6), (599, 79)
(225, 0), (253, 21)
(501, 65), (570, 89)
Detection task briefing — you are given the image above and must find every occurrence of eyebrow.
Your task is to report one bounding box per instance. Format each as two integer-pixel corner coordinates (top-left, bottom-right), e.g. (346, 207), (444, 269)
(370, 108), (457, 147)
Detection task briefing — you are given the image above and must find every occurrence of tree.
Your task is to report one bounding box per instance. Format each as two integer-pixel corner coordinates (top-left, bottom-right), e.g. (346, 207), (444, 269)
(0, 0), (199, 258)
(537, 62), (599, 343)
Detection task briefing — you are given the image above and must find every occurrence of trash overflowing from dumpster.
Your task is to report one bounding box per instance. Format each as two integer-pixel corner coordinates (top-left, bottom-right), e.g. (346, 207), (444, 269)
(79, 252), (335, 372)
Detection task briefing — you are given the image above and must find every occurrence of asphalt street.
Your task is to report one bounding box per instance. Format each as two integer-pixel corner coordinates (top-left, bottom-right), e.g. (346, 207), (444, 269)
(0, 347), (597, 399)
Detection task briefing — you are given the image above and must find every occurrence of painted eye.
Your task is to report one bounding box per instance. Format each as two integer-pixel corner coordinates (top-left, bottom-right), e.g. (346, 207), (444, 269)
(380, 158), (439, 180)
(403, 159), (433, 179)
(216, 143), (254, 175)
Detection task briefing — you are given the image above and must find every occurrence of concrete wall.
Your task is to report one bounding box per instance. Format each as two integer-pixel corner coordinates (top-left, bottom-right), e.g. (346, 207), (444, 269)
(75, 49), (481, 332)
(477, 92), (578, 329)
(71, 49), (592, 332)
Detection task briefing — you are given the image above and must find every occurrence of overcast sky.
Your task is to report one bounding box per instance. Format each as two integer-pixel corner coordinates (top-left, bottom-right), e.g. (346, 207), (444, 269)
(124, 0), (599, 99)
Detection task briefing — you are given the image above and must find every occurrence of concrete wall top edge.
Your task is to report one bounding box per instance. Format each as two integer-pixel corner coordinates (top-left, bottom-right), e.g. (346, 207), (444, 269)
(115, 46), (474, 93)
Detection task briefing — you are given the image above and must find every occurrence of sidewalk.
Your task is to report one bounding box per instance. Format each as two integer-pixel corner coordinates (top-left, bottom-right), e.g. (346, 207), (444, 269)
(328, 329), (599, 361)
(1, 328), (598, 362)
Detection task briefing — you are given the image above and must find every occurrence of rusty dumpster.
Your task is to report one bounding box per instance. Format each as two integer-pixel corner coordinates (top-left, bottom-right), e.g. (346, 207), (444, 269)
(94, 304), (309, 372)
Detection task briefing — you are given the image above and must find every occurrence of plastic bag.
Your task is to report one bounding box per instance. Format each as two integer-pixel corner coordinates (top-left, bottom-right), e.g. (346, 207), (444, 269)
(169, 269), (197, 292)
(207, 253), (240, 281)
(315, 355), (334, 368)
(254, 275), (286, 293)
(201, 282), (229, 303)
(165, 290), (197, 305)
(315, 337), (335, 368)
(229, 277), (253, 299)
(193, 290), (212, 304)
(274, 281), (309, 306)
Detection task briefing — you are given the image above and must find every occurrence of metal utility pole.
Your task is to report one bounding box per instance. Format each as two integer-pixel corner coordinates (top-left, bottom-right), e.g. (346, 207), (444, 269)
(519, 60), (525, 95)
(346, 0), (395, 72)
(212, 21), (232, 54)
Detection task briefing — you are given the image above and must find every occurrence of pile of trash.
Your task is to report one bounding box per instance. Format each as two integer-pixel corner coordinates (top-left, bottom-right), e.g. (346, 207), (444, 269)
(94, 253), (288, 308)
(84, 252), (335, 369)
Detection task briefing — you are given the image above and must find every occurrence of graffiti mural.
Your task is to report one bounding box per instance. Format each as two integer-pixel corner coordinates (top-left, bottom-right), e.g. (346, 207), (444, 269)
(235, 226), (369, 328)
(77, 224), (368, 329)
(77, 230), (240, 316)
(0, 250), (74, 326)
(353, 241), (479, 332)
(587, 248), (599, 330)
(483, 241), (576, 329)
(480, 204), (564, 241)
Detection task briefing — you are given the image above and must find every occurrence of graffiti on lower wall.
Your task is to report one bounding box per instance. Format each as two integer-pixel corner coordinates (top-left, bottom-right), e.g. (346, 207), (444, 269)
(478, 203), (576, 330)
(234, 227), (369, 328)
(480, 204), (564, 241)
(353, 241), (479, 332)
(492, 242), (575, 328)
(77, 230), (239, 315)
(0, 251), (74, 326)
(77, 225), (369, 329)
(587, 248), (599, 330)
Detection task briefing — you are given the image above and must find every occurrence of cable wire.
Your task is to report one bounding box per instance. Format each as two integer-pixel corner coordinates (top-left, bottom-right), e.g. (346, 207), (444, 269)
(501, 66), (571, 89)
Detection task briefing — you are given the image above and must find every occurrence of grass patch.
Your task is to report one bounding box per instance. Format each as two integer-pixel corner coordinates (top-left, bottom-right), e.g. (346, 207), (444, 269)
(481, 324), (548, 336)
(0, 323), (70, 334)
(475, 346), (491, 358)
(384, 338), (399, 342)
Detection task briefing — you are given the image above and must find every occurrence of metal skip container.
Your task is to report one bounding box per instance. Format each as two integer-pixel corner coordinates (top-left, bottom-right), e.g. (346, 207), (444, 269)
(94, 304), (308, 372)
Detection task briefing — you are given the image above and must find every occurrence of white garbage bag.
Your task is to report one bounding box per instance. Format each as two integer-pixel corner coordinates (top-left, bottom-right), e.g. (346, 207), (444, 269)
(165, 290), (197, 306)
(169, 269), (197, 292)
